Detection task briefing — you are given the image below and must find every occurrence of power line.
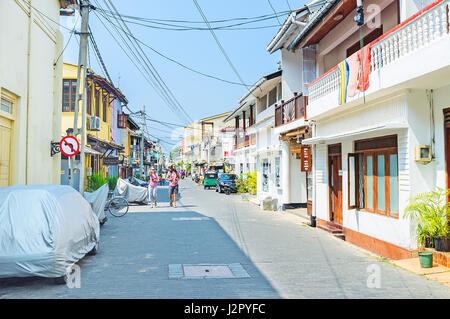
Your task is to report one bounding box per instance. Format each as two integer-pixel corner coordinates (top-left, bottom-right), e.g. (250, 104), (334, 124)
(98, 0), (193, 124)
(54, 14), (80, 66)
(90, 14), (251, 86)
(267, 0), (282, 26)
(22, 0), (74, 32)
(95, 7), (290, 25)
(93, 3), (186, 123)
(96, 9), (289, 31)
(192, 0), (250, 90)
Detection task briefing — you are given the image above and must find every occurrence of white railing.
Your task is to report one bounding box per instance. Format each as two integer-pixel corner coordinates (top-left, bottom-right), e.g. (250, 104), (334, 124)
(372, 0), (449, 71)
(308, 0), (449, 103)
(308, 67), (340, 103)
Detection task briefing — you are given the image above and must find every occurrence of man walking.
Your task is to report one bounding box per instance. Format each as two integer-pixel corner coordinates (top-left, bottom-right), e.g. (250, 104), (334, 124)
(166, 164), (181, 208)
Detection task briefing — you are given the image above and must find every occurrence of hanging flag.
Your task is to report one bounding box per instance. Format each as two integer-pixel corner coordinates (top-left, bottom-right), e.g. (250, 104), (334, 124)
(338, 60), (349, 105)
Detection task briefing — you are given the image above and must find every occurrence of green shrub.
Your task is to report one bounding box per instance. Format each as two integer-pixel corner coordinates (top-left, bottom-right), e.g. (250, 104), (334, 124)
(87, 173), (108, 192)
(108, 176), (118, 191)
(404, 187), (450, 248)
(246, 171), (257, 195)
(236, 171), (257, 194)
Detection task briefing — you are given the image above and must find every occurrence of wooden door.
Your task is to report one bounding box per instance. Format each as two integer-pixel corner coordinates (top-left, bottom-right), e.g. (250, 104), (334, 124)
(446, 126), (450, 203)
(328, 145), (343, 224)
(0, 116), (12, 187)
(445, 108), (450, 203)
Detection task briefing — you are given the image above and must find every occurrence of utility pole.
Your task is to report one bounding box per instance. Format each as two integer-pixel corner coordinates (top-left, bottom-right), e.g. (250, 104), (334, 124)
(72, 0), (91, 192)
(140, 105), (145, 179)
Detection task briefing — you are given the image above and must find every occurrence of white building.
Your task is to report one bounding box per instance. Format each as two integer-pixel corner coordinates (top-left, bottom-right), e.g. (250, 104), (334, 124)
(280, 0), (450, 259)
(224, 92), (257, 176)
(0, 0), (76, 187)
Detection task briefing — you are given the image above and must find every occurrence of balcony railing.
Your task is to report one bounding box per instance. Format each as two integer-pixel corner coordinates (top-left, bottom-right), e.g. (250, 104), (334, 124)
(234, 133), (256, 150)
(275, 93), (306, 127)
(307, 0), (450, 104)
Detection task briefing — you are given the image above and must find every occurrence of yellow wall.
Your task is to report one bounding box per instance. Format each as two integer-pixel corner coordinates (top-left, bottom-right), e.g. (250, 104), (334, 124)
(62, 63), (114, 184)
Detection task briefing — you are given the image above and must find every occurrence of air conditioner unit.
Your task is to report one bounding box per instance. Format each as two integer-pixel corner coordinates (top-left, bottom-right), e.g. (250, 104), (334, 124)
(88, 116), (101, 131)
(415, 145), (432, 163)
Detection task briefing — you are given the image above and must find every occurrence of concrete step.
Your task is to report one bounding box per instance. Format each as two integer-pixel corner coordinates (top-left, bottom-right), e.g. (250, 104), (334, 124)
(317, 224), (343, 234)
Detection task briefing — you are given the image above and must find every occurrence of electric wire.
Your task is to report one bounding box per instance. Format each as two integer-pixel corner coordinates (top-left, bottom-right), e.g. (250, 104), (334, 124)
(99, 0), (192, 124)
(192, 0), (250, 90)
(90, 13), (250, 86)
(93, 5), (187, 123)
(267, 0), (282, 26)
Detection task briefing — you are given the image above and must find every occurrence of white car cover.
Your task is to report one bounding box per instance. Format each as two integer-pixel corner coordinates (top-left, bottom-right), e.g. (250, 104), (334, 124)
(114, 178), (148, 203)
(84, 183), (109, 224)
(0, 185), (100, 279)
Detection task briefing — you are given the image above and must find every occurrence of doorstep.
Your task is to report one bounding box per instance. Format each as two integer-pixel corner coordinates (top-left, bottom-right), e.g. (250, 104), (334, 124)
(390, 258), (450, 287)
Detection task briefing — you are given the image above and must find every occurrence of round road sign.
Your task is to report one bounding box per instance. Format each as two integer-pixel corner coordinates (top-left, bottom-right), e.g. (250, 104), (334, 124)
(60, 136), (80, 157)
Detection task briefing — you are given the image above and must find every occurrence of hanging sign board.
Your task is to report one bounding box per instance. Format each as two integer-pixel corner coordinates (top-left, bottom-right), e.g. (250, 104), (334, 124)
(60, 136), (80, 157)
(103, 157), (119, 166)
(301, 146), (312, 172)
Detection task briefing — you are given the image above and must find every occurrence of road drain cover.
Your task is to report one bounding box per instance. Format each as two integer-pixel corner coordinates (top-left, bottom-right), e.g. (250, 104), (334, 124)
(169, 263), (249, 279)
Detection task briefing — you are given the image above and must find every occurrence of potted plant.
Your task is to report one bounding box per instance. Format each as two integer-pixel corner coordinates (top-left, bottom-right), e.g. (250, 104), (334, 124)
(404, 188), (450, 257)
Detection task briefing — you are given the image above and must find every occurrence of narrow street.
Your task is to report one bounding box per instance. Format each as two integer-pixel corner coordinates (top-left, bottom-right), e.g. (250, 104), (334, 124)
(0, 180), (449, 299)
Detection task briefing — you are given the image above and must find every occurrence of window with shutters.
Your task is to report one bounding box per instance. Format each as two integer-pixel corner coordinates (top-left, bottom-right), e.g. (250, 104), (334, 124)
(348, 135), (398, 218)
(62, 79), (77, 112)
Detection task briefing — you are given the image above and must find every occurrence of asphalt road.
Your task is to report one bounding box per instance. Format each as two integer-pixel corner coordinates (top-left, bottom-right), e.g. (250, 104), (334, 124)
(1, 179), (449, 298)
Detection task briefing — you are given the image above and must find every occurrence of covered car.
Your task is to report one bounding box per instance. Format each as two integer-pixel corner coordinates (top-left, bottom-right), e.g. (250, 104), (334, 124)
(114, 178), (148, 204)
(84, 183), (109, 225)
(129, 176), (149, 188)
(0, 185), (100, 280)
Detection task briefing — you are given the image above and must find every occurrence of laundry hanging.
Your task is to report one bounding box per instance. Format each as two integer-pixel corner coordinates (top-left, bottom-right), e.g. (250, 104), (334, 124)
(357, 45), (371, 92)
(338, 60), (349, 105)
(338, 45), (372, 103)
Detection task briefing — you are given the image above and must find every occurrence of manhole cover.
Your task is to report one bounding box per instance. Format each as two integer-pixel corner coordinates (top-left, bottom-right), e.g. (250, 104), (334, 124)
(172, 217), (211, 221)
(169, 263), (249, 279)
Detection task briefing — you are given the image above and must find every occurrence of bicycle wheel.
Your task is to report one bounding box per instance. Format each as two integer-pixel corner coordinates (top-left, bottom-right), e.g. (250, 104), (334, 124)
(107, 197), (129, 217)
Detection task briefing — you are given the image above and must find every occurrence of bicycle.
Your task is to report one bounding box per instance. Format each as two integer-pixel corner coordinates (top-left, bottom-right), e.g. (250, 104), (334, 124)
(105, 191), (129, 217)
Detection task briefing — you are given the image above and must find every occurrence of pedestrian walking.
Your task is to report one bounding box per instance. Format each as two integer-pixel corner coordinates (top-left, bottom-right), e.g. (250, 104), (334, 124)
(166, 164), (181, 208)
(148, 168), (159, 208)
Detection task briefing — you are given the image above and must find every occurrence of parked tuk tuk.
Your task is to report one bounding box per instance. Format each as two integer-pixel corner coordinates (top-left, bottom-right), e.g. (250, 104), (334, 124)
(203, 171), (218, 189)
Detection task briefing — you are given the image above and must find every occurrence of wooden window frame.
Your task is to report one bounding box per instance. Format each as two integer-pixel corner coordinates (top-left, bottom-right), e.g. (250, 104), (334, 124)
(62, 79), (77, 112)
(348, 153), (360, 209)
(349, 135), (399, 218)
(87, 83), (92, 115)
(102, 93), (108, 123)
(95, 89), (100, 117)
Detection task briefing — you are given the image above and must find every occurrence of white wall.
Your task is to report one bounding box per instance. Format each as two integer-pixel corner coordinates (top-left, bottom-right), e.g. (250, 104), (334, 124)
(399, 0), (435, 21)
(0, 0), (62, 185)
(281, 49), (303, 100)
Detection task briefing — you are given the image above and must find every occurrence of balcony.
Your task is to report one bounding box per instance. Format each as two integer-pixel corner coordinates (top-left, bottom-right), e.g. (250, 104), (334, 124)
(275, 93), (306, 127)
(234, 133), (256, 150)
(306, 0), (450, 119)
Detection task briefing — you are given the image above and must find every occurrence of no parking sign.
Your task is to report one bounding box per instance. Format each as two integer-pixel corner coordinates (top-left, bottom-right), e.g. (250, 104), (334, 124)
(60, 136), (80, 157)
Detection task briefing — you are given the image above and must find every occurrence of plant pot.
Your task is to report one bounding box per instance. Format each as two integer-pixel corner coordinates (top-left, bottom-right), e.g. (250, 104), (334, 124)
(418, 251), (433, 268)
(434, 236), (450, 252)
(424, 237), (434, 248)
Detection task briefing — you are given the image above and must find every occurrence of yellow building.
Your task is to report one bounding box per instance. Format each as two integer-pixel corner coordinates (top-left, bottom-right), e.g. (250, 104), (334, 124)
(61, 63), (125, 190)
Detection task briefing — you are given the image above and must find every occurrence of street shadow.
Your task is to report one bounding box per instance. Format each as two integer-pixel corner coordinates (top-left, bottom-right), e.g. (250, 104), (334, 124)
(0, 193), (281, 299)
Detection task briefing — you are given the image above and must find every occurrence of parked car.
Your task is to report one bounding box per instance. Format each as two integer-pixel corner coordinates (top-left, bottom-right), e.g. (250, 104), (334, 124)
(203, 171), (218, 189)
(216, 173), (238, 194)
(0, 185), (100, 284)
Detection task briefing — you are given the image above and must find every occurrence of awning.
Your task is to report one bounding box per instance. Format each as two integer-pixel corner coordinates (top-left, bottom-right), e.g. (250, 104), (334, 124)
(302, 122), (409, 145)
(84, 146), (102, 155)
(87, 134), (125, 152)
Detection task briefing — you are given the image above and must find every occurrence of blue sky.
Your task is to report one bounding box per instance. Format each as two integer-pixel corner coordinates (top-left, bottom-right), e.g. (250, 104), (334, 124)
(60, 0), (307, 154)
